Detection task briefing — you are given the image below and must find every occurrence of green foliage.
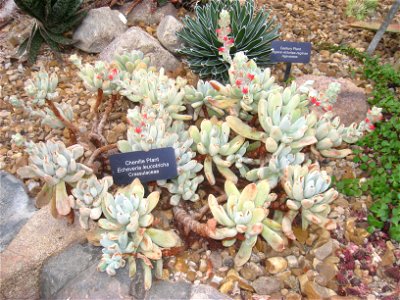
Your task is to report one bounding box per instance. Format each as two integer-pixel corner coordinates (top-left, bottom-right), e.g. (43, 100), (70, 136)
(346, 0), (378, 20)
(14, 0), (87, 64)
(325, 45), (400, 241)
(177, 0), (280, 82)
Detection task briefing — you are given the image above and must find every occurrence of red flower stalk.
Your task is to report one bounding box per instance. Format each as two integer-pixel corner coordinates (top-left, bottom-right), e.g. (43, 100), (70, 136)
(242, 87), (249, 94)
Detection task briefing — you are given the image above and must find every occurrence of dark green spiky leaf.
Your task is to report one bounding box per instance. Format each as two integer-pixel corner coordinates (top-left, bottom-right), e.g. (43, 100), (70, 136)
(27, 28), (44, 64)
(178, 0), (280, 82)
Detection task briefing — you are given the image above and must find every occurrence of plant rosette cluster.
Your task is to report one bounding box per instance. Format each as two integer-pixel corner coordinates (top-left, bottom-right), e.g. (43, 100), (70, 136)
(9, 47), (386, 288)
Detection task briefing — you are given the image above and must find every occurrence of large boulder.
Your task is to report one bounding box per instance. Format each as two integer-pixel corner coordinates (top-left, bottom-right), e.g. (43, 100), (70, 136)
(295, 75), (369, 126)
(73, 7), (127, 53)
(157, 15), (184, 54)
(0, 206), (86, 299)
(0, 171), (36, 252)
(40, 243), (101, 299)
(121, 1), (177, 26)
(99, 26), (181, 72)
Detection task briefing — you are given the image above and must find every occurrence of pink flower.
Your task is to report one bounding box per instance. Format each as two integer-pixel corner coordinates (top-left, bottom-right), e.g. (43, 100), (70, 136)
(96, 74), (102, 79)
(135, 127), (142, 134)
(228, 38), (234, 44)
(369, 124), (375, 131)
(236, 79), (242, 86)
(143, 113), (148, 119)
(218, 47), (225, 53)
(315, 101), (321, 106)
(247, 73), (255, 81)
(223, 36), (229, 41)
(140, 121), (145, 127)
(365, 118), (370, 123)
(216, 28), (222, 35)
(327, 105), (333, 111)
(242, 87), (249, 94)
(310, 97), (317, 104)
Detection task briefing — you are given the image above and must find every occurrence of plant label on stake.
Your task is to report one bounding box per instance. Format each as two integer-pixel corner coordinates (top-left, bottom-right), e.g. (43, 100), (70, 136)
(271, 41), (312, 81)
(109, 147), (178, 185)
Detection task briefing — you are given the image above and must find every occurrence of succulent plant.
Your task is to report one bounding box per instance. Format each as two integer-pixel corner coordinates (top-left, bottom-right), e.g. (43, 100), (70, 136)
(177, 0), (280, 82)
(17, 140), (92, 216)
(15, 0), (86, 63)
(227, 84), (316, 153)
(208, 180), (285, 266)
(117, 68), (191, 120)
(185, 52), (280, 121)
(246, 145), (305, 188)
(313, 112), (352, 158)
(183, 80), (221, 120)
(72, 175), (113, 229)
(118, 105), (203, 205)
(98, 179), (181, 290)
(281, 163), (339, 240)
(24, 68), (59, 105)
(189, 117), (255, 185)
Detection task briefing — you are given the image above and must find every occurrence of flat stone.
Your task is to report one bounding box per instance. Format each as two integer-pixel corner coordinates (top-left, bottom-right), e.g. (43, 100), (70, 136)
(313, 239), (334, 261)
(99, 26), (181, 72)
(295, 75), (369, 126)
(73, 7), (127, 53)
(303, 281), (337, 298)
(40, 243), (101, 298)
(0, 171), (36, 252)
(53, 260), (132, 299)
(0, 206), (86, 299)
(240, 262), (264, 281)
(157, 15), (184, 54)
(252, 276), (283, 295)
(121, 1), (177, 26)
(190, 284), (231, 299)
(147, 281), (192, 300)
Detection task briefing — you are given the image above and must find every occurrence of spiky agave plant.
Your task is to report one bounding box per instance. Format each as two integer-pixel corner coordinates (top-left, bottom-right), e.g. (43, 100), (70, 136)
(177, 0), (280, 82)
(14, 0), (87, 63)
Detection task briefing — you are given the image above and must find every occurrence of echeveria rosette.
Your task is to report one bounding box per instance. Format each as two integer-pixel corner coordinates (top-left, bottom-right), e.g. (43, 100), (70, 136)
(117, 68), (191, 121)
(72, 175), (113, 229)
(246, 145), (305, 188)
(227, 84), (316, 154)
(70, 51), (149, 96)
(281, 163), (339, 240)
(24, 69), (58, 106)
(189, 117), (252, 185)
(98, 179), (181, 290)
(118, 105), (203, 205)
(183, 80), (222, 120)
(208, 180), (285, 266)
(17, 140), (92, 216)
(313, 112), (352, 158)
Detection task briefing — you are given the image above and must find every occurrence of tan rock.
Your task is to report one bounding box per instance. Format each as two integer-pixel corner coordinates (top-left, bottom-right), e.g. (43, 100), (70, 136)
(0, 206), (86, 299)
(303, 281), (337, 299)
(266, 257), (288, 274)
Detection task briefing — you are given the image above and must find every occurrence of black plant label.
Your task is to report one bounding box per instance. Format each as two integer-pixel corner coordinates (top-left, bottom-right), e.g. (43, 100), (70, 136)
(109, 147), (178, 185)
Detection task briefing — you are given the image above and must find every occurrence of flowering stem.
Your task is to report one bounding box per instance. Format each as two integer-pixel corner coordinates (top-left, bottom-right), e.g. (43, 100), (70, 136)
(202, 105), (210, 119)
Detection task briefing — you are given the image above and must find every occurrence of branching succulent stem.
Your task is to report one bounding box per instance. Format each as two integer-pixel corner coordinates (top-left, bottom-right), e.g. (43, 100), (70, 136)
(87, 143), (117, 168)
(98, 94), (119, 137)
(195, 194), (227, 221)
(46, 99), (79, 136)
(173, 206), (214, 238)
(202, 105), (210, 119)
